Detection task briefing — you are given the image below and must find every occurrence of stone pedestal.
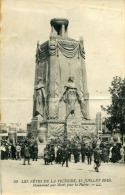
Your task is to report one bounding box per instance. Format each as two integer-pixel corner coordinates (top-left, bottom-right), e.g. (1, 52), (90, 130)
(37, 127), (47, 157)
(29, 116), (96, 152)
(67, 116), (96, 143)
(47, 121), (66, 141)
(38, 143), (46, 157)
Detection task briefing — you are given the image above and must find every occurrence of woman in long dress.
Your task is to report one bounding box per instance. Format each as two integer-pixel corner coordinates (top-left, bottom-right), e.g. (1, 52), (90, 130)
(109, 146), (113, 162)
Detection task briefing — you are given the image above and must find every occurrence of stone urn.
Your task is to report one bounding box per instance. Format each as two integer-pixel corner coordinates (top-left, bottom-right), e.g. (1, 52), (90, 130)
(8, 130), (16, 142)
(37, 128), (47, 143)
(37, 127), (47, 158)
(113, 134), (118, 142)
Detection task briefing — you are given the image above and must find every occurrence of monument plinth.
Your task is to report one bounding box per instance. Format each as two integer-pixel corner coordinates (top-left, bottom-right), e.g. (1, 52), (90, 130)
(27, 18), (96, 147)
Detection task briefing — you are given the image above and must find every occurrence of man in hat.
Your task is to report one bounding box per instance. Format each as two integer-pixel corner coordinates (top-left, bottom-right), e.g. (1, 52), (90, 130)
(67, 144), (72, 162)
(23, 144), (31, 165)
(50, 145), (55, 165)
(94, 146), (101, 172)
(16, 143), (21, 160)
(62, 145), (69, 167)
(32, 144), (38, 161)
(44, 146), (50, 165)
(81, 143), (86, 163)
(73, 144), (79, 163)
(86, 145), (93, 165)
(11, 144), (16, 160)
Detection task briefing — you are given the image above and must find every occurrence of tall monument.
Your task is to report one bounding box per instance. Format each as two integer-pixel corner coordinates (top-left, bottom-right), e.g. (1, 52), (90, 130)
(27, 18), (96, 144)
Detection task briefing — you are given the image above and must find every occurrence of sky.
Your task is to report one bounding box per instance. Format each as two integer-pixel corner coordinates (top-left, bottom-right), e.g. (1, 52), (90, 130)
(1, 0), (125, 129)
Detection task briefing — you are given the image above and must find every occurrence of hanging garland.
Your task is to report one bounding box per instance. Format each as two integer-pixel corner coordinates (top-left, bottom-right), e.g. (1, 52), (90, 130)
(36, 38), (85, 62)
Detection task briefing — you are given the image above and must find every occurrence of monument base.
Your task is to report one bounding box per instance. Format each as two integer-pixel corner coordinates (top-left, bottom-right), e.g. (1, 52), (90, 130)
(27, 116), (97, 156)
(67, 116), (96, 144)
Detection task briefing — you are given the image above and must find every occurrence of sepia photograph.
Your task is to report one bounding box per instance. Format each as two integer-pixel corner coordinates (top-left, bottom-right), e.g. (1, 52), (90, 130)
(0, 0), (125, 195)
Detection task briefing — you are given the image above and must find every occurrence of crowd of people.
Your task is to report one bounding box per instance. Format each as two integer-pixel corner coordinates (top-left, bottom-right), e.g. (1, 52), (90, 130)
(1, 138), (38, 165)
(1, 136), (125, 172)
(42, 138), (125, 172)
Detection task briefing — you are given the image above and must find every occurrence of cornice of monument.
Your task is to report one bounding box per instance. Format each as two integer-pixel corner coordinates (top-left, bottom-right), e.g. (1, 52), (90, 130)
(35, 36), (85, 63)
(39, 36), (79, 48)
(50, 18), (69, 26)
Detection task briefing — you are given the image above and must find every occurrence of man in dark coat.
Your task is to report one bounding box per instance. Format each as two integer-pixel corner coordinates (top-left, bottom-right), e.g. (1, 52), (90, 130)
(94, 147), (101, 172)
(86, 145), (93, 165)
(28, 144), (33, 159)
(11, 144), (16, 160)
(103, 147), (109, 163)
(32, 145), (38, 161)
(81, 144), (86, 163)
(50, 145), (55, 165)
(67, 145), (72, 161)
(23, 144), (31, 165)
(73, 145), (79, 163)
(1, 144), (6, 160)
(44, 146), (50, 165)
(112, 145), (118, 163)
(62, 146), (69, 167)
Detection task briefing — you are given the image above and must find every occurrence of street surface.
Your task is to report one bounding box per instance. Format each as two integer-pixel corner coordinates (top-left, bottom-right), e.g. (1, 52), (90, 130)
(1, 158), (125, 195)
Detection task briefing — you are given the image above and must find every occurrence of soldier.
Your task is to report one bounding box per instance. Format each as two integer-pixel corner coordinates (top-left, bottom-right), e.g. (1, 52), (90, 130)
(23, 144), (31, 165)
(43, 146), (50, 165)
(62, 146), (69, 167)
(112, 144), (118, 163)
(73, 144), (79, 163)
(103, 146), (109, 163)
(67, 144), (72, 161)
(81, 143), (86, 163)
(32, 144), (38, 161)
(86, 145), (93, 165)
(77, 144), (81, 162)
(50, 145), (55, 165)
(8, 144), (12, 159)
(94, 147), (101, 172)
(11, 144), (16, 160)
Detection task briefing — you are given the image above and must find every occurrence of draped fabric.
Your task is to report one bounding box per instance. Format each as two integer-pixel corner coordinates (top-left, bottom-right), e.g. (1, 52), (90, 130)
(57, 41), (79, 58)
(36, 39), (85, 62)
(39, 41), (49, 61)
(54, 57), (62, 118)
(48, 124), (64, 137)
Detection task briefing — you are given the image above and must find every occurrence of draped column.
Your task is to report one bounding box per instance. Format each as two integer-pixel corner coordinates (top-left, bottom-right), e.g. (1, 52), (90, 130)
(49, 55), (57, 118)
(48, 35), (57, 119)
(80, 39), (90, 119)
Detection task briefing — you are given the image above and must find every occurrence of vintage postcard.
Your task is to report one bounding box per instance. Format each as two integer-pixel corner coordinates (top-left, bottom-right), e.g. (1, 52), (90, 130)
(0, 0), (125, 195)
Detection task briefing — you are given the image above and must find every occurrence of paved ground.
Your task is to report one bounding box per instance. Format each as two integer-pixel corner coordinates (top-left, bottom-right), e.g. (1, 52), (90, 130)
(1, 158), (125, 195)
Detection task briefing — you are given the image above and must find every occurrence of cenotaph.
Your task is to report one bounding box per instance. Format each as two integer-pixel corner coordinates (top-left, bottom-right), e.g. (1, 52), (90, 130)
(27, 18), (96, 151)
